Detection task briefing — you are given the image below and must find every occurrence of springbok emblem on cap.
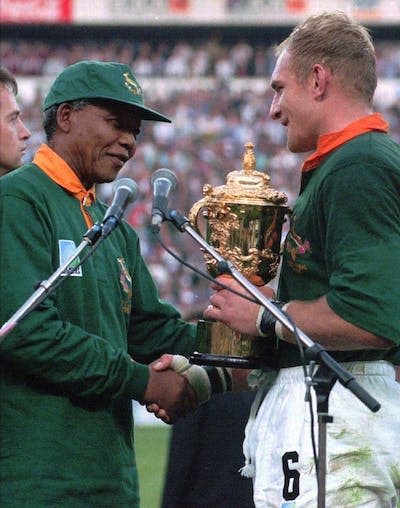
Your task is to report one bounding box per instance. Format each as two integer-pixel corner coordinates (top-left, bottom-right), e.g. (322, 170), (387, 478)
(124, 72), (142, 95)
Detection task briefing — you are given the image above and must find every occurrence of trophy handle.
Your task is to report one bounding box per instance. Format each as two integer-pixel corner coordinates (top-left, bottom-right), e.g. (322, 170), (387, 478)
(188, 197), (208, 235)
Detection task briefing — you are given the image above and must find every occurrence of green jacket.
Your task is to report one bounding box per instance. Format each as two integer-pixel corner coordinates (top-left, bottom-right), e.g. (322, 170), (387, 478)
(0, 164), (197, 507)
(277, 131), (400, 367)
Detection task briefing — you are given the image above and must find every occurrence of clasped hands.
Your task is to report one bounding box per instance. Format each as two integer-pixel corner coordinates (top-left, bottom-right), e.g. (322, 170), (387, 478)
(142, 354), (198, 424)
(143, 353), (232, 424)
(143, 276), (276, 424)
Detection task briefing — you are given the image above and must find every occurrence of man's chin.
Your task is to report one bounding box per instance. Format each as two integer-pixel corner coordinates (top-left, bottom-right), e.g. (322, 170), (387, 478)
(287, 140), (315, 154)
(0, 164), (19, 176)
(96, 171), (121, 185)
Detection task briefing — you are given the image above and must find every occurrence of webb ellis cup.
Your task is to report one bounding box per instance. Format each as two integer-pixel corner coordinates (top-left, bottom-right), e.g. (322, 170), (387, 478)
(189, 142), (289, 368)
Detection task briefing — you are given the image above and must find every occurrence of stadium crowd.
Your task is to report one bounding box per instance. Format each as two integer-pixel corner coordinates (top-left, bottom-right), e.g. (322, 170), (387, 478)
(1, 37), (400, 80)
(1, 37), (399, 317)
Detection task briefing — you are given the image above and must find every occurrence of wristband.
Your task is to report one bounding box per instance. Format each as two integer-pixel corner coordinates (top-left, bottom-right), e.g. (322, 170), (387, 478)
(170, 355), (232, 405)
(259, 301), (287, 337)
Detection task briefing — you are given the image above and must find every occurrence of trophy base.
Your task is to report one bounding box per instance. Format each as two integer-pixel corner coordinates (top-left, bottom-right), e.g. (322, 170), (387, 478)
(191, 319), (277, 369)
(189, 351), (267, 369)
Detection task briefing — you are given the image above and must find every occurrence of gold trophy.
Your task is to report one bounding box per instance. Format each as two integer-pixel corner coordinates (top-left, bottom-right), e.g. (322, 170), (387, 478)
(189, 142), (289, 368)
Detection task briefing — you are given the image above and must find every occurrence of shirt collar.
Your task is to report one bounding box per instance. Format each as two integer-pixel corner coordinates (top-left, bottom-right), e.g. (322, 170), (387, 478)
(301, 113), (389, 173)
(33, 144), (95, 205)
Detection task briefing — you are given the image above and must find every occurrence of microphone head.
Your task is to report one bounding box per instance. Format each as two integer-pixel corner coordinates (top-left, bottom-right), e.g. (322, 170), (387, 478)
(112, 177), (139, 203)
(150, 168), (177, 192)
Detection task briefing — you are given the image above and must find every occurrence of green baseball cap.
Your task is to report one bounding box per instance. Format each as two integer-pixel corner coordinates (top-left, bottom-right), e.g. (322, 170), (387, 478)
(43, 60), (171, 123)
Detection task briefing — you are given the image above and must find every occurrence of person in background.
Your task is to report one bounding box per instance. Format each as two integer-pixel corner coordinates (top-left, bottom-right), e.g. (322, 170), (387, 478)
(0, 60), (203, 508)
(0, 67), (31, 175)
(161, 367), (256, 508)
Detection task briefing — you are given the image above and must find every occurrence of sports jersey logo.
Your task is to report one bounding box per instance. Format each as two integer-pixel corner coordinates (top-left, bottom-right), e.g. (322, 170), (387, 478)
(284, 215), (311, 274)
(117, 257), (132, 315)
(58, 239), (82, 277)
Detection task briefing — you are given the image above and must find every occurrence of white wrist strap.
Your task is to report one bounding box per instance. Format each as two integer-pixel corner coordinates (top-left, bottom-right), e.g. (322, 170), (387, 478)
(256, 305), (268, 337)
(274, 303), (289, 339)
(170, 355), (232, 405)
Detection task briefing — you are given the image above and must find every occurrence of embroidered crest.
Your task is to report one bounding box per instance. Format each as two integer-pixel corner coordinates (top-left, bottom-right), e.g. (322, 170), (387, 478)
(58, 239), (82, 277)
(117, 257), (132, 315)
(124, 72), (142, 96)
(284, 216), (311, 274)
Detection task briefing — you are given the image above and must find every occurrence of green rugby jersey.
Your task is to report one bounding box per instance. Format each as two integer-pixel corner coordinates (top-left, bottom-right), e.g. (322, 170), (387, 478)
(0, 159), (196, 507)
(277, 130), (400, 368)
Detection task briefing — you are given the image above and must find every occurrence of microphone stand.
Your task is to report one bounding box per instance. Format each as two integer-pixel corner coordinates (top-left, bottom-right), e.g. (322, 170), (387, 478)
(167, 209), (381, 508)
(0, 223), (103, 341)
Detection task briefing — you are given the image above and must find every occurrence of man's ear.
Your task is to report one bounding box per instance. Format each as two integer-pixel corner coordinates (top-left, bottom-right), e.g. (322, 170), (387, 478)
(310, 63), (331, 100)
(56, 103), (74, 133)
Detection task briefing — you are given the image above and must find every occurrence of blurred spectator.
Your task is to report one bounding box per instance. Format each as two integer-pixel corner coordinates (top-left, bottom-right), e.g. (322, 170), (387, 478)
(2, 37), (399, 79)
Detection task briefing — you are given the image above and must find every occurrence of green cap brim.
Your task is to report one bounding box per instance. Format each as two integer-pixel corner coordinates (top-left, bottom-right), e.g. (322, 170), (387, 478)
(43, 60), (171, 123)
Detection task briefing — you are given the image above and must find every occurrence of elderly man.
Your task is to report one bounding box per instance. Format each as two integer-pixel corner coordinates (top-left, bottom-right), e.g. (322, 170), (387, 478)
(0, 67), (31, 175)
(0, 60), (202, 508)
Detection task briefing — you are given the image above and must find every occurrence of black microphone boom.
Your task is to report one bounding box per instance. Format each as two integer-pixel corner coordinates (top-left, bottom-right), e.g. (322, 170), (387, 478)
(150, 168), (177, 231)
(102, 178), (139, 238)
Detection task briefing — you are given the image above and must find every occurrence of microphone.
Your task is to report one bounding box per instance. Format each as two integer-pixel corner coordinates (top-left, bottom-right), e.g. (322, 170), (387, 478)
(102, 178), (139, 238)
(150, 168), (177, 231)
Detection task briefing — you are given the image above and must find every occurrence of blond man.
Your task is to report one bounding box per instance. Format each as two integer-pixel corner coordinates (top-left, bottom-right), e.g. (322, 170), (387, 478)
(204, 12), (400, 507)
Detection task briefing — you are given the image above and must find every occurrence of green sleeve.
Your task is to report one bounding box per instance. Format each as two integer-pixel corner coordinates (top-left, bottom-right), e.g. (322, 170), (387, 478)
(321, 162), (400, 343)
(0, 191), (149, 405)
(124, 230), (198, 363)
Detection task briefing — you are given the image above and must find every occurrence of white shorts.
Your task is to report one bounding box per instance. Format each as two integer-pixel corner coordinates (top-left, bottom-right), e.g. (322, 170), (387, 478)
(243, 361), (400, 508)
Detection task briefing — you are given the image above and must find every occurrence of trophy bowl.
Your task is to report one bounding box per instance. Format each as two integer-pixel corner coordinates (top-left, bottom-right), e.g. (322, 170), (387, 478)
(189, 142), (289, 368)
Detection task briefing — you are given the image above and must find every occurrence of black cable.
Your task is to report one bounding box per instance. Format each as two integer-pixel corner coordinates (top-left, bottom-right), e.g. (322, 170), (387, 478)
(154, 231), (261, 305)
(271, 308), (318, 471)
(305, 362), (319, 476)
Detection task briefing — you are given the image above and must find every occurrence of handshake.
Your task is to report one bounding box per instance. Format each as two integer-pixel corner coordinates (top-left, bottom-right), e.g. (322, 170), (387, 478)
(142, 354), (232, 424)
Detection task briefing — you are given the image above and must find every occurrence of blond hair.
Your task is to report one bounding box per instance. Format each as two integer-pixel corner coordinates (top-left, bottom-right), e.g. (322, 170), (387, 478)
(277, 11), (377, 105)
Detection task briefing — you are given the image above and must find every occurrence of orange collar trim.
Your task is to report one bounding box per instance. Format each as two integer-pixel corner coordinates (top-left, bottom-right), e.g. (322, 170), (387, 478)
(33, 144), (95, 205)
(301, 113), (389, 173)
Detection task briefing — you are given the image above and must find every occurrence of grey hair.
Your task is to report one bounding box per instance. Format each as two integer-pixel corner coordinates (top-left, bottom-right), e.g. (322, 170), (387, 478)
(43, 99), (91, 142)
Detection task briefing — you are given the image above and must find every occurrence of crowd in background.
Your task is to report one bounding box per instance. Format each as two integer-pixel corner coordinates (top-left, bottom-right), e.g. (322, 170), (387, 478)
(2, 37), (399, 318)
(2, 37), (400, 79)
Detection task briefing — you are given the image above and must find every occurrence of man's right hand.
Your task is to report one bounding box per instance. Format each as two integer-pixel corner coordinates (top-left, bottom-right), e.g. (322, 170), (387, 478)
(145, 354), (235, 423)
(204, 276), (275, 335)
(142, 360), (198, 424)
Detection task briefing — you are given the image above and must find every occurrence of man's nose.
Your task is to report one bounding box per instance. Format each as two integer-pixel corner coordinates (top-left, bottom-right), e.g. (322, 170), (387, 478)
(269, 97), (281, 121)
(119, 131), (136, 156)
(19, 119), (31, 140)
